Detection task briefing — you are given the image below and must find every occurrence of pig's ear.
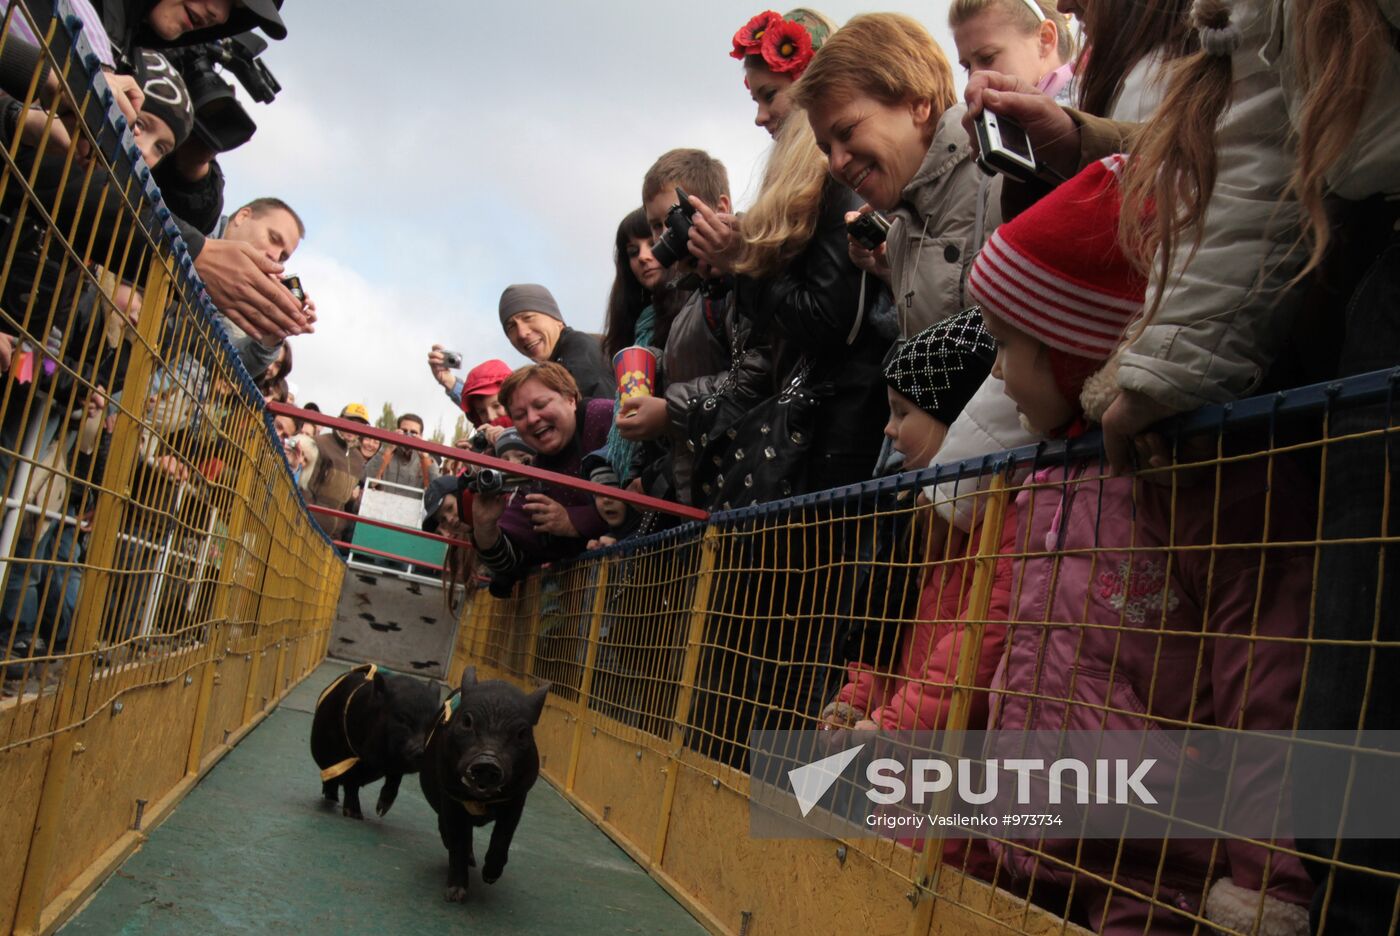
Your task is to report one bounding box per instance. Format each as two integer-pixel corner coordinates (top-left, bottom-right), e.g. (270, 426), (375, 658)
(526, 683), (550, 726)
(459, 666), (478, 695)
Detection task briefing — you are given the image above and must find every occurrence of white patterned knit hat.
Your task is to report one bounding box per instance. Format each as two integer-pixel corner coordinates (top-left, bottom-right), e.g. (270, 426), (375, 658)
(884, 308), (998, 425)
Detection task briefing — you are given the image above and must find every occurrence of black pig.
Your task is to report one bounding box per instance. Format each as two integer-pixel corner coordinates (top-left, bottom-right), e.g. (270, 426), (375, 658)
(419, 666), (549, 902)
(310, 663), (438, 820)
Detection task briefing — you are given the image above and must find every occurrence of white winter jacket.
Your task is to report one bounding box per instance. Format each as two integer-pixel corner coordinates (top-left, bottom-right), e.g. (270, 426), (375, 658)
(1116, 0), (1400, 412)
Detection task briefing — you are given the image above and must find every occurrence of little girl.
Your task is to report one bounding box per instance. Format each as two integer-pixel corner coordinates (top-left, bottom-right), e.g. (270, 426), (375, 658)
(822, 309), (1010, 735)
(949, 0), (1075, 102)
(968, 156), (1314, 935)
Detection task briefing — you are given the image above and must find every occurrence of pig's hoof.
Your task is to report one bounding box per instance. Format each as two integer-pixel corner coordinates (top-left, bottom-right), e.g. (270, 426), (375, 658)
(445, 886), (468, 903)
(482, 864), (503, 884)
(343, 805), (364, 820)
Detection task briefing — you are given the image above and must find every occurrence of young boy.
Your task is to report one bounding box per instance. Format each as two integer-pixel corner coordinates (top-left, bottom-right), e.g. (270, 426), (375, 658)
(616, 148), (770, 505)
(580, 449), (639, 550)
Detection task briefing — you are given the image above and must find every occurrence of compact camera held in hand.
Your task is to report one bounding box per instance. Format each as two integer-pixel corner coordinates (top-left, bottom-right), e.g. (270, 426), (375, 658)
(973, 109), (1039, 183)
(651, 187), (698, 268)
(439, 350), (463, 369)
(281, 274), (305, 303)
(846, 211), (892, 250)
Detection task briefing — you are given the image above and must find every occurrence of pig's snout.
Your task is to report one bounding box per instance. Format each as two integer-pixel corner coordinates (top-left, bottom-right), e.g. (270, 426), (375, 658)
(466, 755), (504, 790)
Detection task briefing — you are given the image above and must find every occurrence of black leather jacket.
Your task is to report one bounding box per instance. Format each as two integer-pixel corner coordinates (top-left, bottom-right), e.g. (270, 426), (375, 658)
(734, 182), (892, 494)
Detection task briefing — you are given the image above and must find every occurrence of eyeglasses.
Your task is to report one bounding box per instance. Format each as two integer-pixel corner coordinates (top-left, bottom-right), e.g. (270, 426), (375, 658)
(399, 427), (422, 437)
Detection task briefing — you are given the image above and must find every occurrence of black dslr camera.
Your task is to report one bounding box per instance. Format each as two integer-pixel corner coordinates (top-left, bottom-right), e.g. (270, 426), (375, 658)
(164, 32), (282, 153)
(651, 187), (698, 268)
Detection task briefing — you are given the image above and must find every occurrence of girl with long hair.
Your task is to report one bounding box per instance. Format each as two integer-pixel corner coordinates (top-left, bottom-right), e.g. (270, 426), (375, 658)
(601, 207), (669, 478)
(1097, 7), (1399, 927)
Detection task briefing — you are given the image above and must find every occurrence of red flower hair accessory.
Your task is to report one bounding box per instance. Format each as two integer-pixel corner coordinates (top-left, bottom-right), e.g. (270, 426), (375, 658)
(731, 10), (782, 59)
(761, 18), (814, 75)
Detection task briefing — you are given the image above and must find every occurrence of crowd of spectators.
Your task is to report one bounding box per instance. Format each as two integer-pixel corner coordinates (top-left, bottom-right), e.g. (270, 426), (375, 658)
(407, 3), (1399, 932)
(0, 0), (313, 686)
(0, 0), (1397, 930)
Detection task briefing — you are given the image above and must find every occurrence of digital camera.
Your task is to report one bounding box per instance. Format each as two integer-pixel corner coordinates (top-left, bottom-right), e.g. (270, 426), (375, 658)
(846, 211), (892, 250)
(464, 467), (526, 497)
(281, 274), (305, 303)
(650, 187), (697, 268)
(973, 109), (1038, 182)
(440, 350), (463, 369)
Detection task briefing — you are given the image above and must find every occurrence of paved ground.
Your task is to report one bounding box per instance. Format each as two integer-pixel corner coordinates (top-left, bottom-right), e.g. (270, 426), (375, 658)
(62, 661), (705, 936)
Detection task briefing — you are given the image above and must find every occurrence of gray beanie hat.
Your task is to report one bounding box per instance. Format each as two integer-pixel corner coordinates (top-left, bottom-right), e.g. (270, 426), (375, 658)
(498, 284), (563, 329)
(494, 427), (536, 459)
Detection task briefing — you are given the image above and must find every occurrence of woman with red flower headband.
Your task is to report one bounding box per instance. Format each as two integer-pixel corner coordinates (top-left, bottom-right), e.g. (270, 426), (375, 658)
(684, 6), (892, 500)
(730, 8), (834, 137)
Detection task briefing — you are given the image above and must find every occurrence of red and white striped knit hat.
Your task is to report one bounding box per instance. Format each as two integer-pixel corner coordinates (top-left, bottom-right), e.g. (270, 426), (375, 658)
(967, 156), (1144, 366)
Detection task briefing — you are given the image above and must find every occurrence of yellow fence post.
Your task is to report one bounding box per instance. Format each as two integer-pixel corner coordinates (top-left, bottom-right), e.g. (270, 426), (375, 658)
(564, 560), (612, 793)
(12, 253), (175, 936)
(650, 526), (720, 868)
(185, 412), (260, 775)
(905, 474), (1011, 936)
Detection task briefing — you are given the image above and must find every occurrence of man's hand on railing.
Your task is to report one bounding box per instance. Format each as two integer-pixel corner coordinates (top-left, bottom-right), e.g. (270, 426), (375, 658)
(66, 71), (144, 168)
(195, 239), (311, 343)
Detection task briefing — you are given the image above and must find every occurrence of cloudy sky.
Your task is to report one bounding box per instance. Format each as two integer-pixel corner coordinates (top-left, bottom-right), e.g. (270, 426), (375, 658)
(218, 1), (964, 441)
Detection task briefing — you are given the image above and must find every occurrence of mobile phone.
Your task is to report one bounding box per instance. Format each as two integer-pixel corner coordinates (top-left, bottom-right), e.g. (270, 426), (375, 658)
(441, 350), (463, 369)
(846, 211), (892, 250)
(973, 109), (1038, 182)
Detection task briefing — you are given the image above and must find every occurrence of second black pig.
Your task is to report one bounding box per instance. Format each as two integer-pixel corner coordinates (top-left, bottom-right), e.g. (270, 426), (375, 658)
(310, 663), (439, 820)
(420, 667), (549, 902)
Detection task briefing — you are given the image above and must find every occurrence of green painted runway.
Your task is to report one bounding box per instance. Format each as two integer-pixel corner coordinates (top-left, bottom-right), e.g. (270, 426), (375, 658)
(62, 661), (705, 936)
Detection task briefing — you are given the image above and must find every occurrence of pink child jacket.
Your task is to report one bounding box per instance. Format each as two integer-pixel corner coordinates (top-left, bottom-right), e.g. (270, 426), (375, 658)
(836, 503), (1017, 732)
(987, 457), (1315, 917)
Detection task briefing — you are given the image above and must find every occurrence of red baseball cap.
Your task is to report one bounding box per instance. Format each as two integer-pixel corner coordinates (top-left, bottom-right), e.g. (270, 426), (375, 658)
(462, 359), (512, 398)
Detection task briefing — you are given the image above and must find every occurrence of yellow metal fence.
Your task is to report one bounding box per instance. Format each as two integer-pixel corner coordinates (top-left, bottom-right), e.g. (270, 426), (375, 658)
(452, 373), (1400, 936)
(0, 6), (339, 934)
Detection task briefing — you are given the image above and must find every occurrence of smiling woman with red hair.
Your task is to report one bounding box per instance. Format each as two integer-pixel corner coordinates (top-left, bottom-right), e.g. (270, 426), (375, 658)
(470, 363), (613, 592)
(792, 12), (981, 340)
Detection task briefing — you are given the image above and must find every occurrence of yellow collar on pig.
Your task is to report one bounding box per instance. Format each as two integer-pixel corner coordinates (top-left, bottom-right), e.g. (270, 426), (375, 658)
(316, 664), (378, 782)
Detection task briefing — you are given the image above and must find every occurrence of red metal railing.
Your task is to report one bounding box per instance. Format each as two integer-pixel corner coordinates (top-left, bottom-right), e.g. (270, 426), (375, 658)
(267, 402), (709, 570)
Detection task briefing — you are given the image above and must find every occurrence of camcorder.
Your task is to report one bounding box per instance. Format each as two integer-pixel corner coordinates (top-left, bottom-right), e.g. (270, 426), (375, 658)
(972, 109), (1039, 183)
(462, 467), (533, 497)
(164, 32), (282, 153)
(651, 187), (697, 268)
(846, 211), (892, 250)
